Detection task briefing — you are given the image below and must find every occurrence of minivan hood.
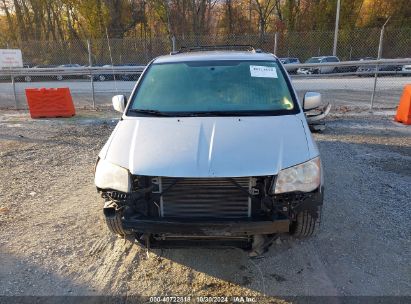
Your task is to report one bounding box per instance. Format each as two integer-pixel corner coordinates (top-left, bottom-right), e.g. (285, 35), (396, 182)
(101, 115), (311, 177)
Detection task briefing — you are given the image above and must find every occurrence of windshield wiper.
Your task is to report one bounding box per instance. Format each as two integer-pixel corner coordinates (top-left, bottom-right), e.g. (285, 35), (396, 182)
(128, 109), (173, 117)
(185, 110), (283, 116)
(185, 111), (242, 117)
(129, 109), (282, 117)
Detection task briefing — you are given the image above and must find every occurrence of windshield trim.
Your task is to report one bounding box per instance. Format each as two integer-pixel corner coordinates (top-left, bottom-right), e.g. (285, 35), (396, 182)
(126, 59), (300, 118)
(127, 109), (297, 118)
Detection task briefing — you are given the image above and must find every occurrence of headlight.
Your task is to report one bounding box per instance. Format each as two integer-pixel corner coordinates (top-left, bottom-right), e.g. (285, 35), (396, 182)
(94, 159), (131, 193)
(274, 157), (321, 194)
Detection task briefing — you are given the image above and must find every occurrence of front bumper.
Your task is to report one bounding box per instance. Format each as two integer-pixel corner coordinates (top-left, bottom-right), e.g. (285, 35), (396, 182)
(122, 218), (290, 236)
(103, 183), (323, 237)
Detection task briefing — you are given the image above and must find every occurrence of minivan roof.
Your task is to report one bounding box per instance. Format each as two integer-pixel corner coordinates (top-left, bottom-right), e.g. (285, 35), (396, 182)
(154, 51), (277, 64)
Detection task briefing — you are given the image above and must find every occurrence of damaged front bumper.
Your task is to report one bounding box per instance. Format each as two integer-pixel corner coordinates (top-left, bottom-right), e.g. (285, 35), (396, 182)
(116, 188), (323, 237)
(101, 171), (324, 239)
(122, 218), (290, 236)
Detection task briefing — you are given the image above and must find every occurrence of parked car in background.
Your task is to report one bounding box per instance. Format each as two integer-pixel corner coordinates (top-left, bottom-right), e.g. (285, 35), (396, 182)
(337, 57), (375, 73)
(93, 63), (143, 81)
(12, 63), (34, 82)
(402, 64), (411, 76)
(297, 56), (340, 74)
(23, 62), (36, 68)
(93, 64), (115, 81)
(59, 64), (83, 68)
(356, 59), (402, 77)
(22, 64), (58, 82)
(121, 63), (143, 81)
(34, 64), (58, 69)
(94, 64), (132, 81)
(85, 64), (103, 81)
(56, 64), (84, 81)
(279, 57), (300, 74)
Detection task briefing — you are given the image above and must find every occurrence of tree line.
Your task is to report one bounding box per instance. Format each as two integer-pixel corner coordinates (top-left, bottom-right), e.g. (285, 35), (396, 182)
(0, 0), (410, 45)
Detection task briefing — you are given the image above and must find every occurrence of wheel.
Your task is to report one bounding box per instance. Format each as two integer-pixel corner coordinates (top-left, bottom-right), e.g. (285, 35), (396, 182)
(290, 206), (322, 238)
(332, 67), (338, 73)
(25, 76), (32, 82)
(56, 75), (63, 81)
(103, 203), (126, 236)
(98, 75), (106, 81)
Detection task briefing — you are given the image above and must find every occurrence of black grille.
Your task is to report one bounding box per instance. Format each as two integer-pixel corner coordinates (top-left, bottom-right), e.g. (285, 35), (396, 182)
(160, 177), (251, 219)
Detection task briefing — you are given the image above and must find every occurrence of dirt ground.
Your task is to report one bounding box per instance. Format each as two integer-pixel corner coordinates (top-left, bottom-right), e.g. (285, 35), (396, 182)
(0, 108), (410, 302)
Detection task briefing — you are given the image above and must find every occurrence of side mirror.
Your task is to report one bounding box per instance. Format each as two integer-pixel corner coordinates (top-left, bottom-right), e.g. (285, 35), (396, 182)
(303, 92), (322, 111)
(112, 95), (127, 113)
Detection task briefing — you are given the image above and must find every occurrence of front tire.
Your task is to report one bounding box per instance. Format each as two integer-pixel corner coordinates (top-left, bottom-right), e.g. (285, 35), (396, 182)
(290, 206), (322, 238)
(103, 203), (126, 236)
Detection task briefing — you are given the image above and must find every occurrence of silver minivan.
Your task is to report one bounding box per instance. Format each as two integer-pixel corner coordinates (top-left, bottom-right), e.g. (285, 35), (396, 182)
(297, 56), (340, 74)
(95, 47), (324, 250)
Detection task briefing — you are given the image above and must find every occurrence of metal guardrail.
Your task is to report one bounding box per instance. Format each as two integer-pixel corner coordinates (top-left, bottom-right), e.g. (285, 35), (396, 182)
(0, 65), (148, 109)
(0, 66), (147, 77)
(291, 70), (411, 78)
(283, 58), (411, 70)
(0, 58), (410, 77)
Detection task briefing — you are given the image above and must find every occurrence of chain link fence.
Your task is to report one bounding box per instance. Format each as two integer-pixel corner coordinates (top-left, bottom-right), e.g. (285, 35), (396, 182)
(0, 27), (410, 110)
(2, 27), (410, 66)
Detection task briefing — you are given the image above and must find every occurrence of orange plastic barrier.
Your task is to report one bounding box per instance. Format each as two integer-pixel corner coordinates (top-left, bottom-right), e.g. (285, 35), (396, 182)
(25, 88), (75, 118)
(395, 85), (411, 125)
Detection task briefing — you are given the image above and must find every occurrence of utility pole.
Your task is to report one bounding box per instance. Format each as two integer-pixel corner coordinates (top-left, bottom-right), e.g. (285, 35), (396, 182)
(249, 0), (252, 34)
(87, 40), (96, 109)
(171, 35), (176, 52)
(370, 16), (391, 109)
(333, 0), (341, 56)
(274, 32), (278, 56)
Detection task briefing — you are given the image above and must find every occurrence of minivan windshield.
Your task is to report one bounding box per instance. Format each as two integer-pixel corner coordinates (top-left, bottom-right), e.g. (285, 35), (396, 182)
(128, 60), (297, 116)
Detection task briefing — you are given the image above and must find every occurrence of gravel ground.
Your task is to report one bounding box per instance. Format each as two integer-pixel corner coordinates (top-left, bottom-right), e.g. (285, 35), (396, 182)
(0, 108), (410, 301)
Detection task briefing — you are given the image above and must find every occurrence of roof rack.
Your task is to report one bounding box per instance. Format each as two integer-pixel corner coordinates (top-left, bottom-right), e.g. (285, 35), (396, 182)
(170, 44), (262, 55)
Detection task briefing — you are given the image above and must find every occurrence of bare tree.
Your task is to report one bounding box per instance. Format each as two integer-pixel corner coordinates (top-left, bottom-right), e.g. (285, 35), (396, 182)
(253, 0), (276, 38)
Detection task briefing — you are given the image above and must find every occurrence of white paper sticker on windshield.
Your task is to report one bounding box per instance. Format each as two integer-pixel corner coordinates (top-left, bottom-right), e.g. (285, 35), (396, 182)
(250, 65), (278, 78)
